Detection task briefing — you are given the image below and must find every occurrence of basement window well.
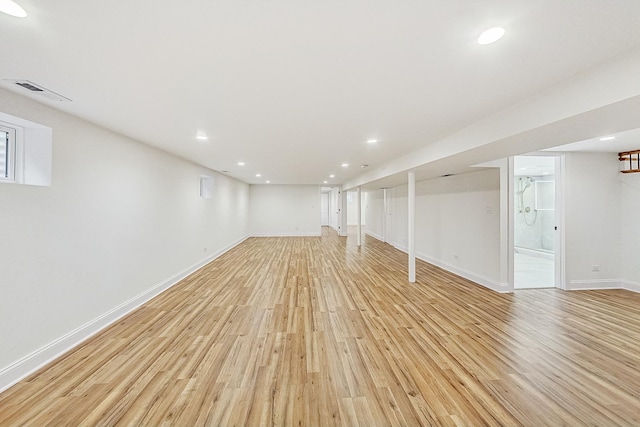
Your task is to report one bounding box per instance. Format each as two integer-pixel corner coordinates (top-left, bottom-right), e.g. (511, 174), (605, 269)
(0, 112), (52, 187)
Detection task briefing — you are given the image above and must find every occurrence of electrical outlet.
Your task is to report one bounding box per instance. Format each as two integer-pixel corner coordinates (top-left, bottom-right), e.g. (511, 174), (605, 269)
(591, 265), (600, 272)
(485, 206), (493, 214)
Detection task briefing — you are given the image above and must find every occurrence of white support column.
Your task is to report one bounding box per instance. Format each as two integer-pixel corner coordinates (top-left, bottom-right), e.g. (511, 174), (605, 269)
(382, 188), (387, 242)
(500, 158), (513, 292)
(408, 172), (416, 283)
(357, 187), (362, 246)
(340, 187), (348, 237)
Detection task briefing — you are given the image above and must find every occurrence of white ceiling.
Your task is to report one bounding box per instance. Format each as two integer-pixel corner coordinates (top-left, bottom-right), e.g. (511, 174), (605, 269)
(2, 1), (640, 185)
(545, 127), (640, 153)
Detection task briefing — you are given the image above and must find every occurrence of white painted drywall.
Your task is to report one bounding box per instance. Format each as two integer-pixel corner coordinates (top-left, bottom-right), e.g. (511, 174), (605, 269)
(346, 190), (366, 226)
(364, 189), (384, 241)
(413, 170), (501, 287)
(366, 169), (501, 289)
(564, 152), (621, 288)
(620, 173), (640, 286)
(0, 88), (249, 390)
(320, 192), (329, 226)
(249, 184), (321, 236)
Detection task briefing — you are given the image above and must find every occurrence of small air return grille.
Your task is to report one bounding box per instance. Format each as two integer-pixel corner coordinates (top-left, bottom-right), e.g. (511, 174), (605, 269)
(3, 79), (71, 102)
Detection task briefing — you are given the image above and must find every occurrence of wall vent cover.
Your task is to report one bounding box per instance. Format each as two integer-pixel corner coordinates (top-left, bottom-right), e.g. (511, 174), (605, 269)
(3, 79), (71, 102)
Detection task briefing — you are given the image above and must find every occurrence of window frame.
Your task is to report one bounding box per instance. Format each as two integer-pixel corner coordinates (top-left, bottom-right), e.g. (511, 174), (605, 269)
(0, 124), (17, 183)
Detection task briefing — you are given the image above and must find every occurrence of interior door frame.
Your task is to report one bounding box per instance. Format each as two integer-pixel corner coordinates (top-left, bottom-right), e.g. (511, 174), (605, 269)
(508, 153), (565, 290)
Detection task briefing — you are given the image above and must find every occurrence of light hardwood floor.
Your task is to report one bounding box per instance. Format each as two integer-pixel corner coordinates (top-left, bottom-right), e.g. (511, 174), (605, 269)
(2, 227), (640, 426)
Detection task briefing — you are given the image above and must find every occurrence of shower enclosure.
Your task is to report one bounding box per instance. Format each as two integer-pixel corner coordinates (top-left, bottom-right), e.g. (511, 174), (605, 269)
(513, 156), (556, 289)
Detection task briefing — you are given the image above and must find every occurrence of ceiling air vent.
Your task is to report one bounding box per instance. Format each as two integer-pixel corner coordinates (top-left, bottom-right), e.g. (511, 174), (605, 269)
(3, 79), (71, 102)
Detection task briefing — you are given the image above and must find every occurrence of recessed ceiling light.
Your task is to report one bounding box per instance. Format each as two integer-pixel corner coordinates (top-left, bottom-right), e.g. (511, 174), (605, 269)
(599, 136), (615, 141)
(341, 163), (349, 167)
(196, 133), (208, 141)
(237, 162), (245, 166)
(0, 0), (27, 17)
(256, 173), (261, 177)
(367, 139), (378, 144)
(323, 181), (328, 184)
(477, 27), (505, 45)
(329, 174), (335, 178)
(266, 180), (270, 183)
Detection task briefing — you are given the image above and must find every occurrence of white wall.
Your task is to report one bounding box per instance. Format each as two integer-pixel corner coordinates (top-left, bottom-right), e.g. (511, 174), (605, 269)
(346, 190), (366, 226)
(320, 192), (329, 226)
(0, 88), (250, 391)
(620, 173), (640, 287)
(249, 184), (320, 236)
(365, 189), (385, 241)
(564, 152), (621, 289)
(414, 170), (501, 288)
(366, 169), (501, 290)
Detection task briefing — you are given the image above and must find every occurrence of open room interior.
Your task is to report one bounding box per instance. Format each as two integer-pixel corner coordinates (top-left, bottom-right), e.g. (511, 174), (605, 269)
(2, 1), (640, 424)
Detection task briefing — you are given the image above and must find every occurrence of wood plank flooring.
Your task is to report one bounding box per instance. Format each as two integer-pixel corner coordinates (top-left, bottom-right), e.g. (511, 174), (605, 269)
(2, 227), (640, 425)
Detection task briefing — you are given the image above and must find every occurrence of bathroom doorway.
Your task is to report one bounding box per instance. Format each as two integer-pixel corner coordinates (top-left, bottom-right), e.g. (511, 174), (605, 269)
(513, 155), (561, 289)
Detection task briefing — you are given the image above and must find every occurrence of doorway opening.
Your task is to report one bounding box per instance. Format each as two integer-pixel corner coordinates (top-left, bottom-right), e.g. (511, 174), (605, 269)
(513, 155), (562, 289)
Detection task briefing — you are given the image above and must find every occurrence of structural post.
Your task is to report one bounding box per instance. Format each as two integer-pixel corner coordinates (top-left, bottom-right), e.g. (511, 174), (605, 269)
(357, 187), (362, 246)
(340, 187), (348, 237)
(408, 172), (416, 282)
(382, 188), (387, 242)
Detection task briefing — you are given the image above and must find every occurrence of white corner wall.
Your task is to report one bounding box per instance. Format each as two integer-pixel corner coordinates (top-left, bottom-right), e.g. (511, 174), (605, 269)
(564, 152), (621, 290)
(249, 184), (321, 236)
(0, 88), (250, 391)
(366, 169), (501, 291)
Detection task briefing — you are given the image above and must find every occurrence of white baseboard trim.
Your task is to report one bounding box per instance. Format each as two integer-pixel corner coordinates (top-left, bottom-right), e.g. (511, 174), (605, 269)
(392, 242), (408, 252)
(622, 280), (640, 293)
(251, 232), (321, 237)
(567, 278), (640, 293)
(416, 252), (509, 293)
(364, 230), (384, 242)
(381, 241), (507, 293)
(0, 234), (250, 393)
(566, 279), (620, 291)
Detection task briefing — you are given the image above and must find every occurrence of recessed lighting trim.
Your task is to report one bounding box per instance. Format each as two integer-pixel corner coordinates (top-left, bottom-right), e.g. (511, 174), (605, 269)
(0, 0), (27, 17)
(477, 27), (505, 45)
(323, 181), (328, 184)
(329, 174), (335, 178)
(599, 136), (615, 141)
(196, 133), (208, 141)
(237, 162), (245, 166)
(367, 139), (378, 144)
(266, 180), (270, 183)
(256, 173), (261, 177)
(341, 163), (349, 167)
